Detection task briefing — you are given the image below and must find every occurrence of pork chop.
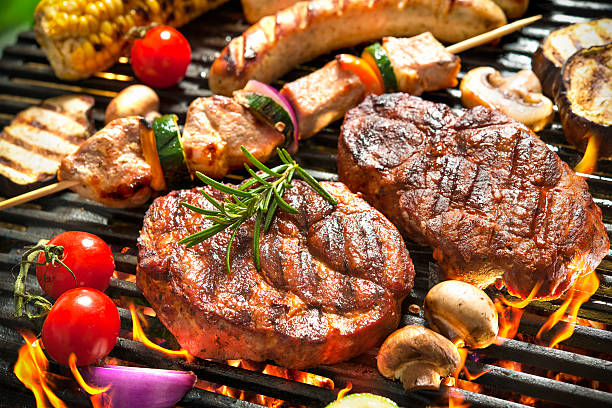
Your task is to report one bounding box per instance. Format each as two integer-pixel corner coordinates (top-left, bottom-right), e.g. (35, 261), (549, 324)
(137, 181), (414, 368)
(338, 93), (609, 300)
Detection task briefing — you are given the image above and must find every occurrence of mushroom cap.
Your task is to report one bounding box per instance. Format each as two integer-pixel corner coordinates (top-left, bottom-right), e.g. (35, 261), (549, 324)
(424, 280), (499, 349)
(460, 66), (554, 132)
(376, 325), (460, 382)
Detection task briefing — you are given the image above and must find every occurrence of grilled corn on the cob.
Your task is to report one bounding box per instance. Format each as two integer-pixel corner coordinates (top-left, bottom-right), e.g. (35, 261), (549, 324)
(35, 0), (229, 80)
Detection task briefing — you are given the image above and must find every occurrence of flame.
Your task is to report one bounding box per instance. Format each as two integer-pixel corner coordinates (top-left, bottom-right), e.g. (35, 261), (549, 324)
(67, 354), (109, 395)
(494, 299), (524, 345)
(337, 382), (352, 399)
(112, 270), (136, 283)
(198, 359), (335, 407)
(454, 344), (491, 384)
(128, 302), (193, 361)
(574, 133), (600, 175)
(447, 387), (470, 408)
(14, 331), (67, 408)
(537, 267), (599, 348)
(502, 281), (541, 308)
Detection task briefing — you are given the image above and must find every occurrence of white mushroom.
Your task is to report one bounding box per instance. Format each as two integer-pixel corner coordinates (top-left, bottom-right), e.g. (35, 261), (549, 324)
(105, 84), (160, 124)
(460, 67), (554, 132)
(376, 325), (461, 392)
(424, 280), (499, 349)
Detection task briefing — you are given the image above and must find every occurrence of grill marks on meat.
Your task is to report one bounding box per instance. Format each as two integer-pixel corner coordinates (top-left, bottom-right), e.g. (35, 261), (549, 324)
(137, 181), (414, 368)
(338, 94), (609, 300)
(182, 95), (284, 179)
(59, 117), (153, 208)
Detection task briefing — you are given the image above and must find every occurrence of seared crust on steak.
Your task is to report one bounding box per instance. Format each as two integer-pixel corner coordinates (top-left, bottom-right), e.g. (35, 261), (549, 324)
(137, 181), (414, 368)
(338, 94), (609, 300)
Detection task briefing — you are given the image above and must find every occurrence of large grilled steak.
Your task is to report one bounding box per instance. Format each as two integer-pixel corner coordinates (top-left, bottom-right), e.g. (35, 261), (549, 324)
(137, 181), (414, 368)
(338, 93), (609, 301)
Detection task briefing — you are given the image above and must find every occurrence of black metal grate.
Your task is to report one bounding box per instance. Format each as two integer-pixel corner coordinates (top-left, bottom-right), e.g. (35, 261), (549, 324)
(1, 0), (611, 407)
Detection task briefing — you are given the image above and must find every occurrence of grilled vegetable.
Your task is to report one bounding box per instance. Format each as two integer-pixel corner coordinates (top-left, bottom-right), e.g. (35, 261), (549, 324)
(325, 394), (399, 408)
(532, 19), (612, 98)
(105, 85), (160, 124)
(336, 54), (384, 95)
(460, 67), (553, 132)
(0, 95), (94, 196)
(153, 114), (191, 187)
(236, 80), (299, 153)
(555, 43), (612, 160)
(362, 43), (398, 93)
(34, 0), (228, 80)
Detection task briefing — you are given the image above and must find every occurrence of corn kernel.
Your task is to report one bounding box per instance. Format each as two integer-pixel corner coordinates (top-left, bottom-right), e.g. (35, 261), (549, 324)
(103, 0), (116, 18)
(100, 20), (113, 36)
(68, 13), (79, 34)
(88, 33), (101, 45)
(86, 3), (99, 19)
(100, 32), (113, 46)
(96, 0), (108, 20)
(82, 40), (95, 58)
(114, 0), (124, 15)
(87, 15), (99, 33)
(77, 15), (89, 36)
(71, 45), (85, 65)
(146, 0), (161, 17)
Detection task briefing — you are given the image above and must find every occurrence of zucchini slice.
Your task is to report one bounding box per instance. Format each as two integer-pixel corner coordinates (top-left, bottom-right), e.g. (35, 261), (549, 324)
(153, 114), (191, 187)
(242, 92), (295, 147)
(325, 393), (398, 408)
(362, 43), (398, 93)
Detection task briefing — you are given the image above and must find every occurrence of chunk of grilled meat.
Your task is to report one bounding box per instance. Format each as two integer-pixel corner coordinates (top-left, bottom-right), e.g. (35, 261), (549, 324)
(382, 33), (460, 95)
(59, 117), (153, 208)
(338, 94), (609, 300)
(182, 95), (284, 178)
(0, 95), (94, 196)
(137, 181), (415, 368)
(280, 60), (365, 139)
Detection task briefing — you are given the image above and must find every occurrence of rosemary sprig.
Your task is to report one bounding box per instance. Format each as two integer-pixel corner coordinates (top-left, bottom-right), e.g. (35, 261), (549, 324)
(179, 146), (337, 273)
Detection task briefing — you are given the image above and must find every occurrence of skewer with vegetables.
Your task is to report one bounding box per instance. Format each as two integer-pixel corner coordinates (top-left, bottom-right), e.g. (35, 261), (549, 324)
(0, 17), (540, 210)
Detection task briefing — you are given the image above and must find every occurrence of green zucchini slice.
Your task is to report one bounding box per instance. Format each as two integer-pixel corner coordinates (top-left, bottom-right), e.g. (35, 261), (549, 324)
(243, 92), (295, 147)
(153, 114), (191, 187)
(363, 43), (398, 93)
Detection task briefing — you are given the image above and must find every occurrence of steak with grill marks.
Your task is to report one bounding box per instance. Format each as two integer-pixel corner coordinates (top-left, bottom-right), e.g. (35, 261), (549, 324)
(338, 93), (609, 300)
(137, 181), (414, 368)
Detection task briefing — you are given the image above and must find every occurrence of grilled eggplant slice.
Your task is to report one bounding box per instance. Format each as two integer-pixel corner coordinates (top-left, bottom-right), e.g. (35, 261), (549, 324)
(532, 18), (612, 98)
(555, 43), (612, 159)
(0, 95), (94, 196)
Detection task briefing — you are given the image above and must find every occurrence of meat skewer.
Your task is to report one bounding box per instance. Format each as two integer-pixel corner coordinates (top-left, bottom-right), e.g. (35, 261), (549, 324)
(0, 16), (540, 211)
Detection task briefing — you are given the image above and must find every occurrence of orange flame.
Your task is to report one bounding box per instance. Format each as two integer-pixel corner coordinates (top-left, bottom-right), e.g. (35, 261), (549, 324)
(14, 331), (67, 408)
(67, 354), (109, 395)
(537, 266), (599, 348)
(128, 302), (193, 361)
(337, 382), (352, 400)
(454, 344), (491, 384)
(502, 281), (541, 308)
(574, 133), (600, 175)
(494, 299), (524, 345)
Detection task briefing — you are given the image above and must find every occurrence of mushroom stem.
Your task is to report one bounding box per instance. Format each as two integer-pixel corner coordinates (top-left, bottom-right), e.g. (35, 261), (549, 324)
(397, 362), (442, 391)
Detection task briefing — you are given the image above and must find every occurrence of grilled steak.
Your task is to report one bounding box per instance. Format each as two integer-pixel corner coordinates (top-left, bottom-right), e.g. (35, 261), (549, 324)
(0, 95), (94, 195)
(137, 181), (414, 368)
(338, 93), (609, 300)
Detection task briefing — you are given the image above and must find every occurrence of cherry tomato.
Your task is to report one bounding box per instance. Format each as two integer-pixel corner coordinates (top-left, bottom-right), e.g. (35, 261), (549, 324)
(36, 231), (114, 299)
(42, 288), (120, 366)
(131, 26), (191, 88)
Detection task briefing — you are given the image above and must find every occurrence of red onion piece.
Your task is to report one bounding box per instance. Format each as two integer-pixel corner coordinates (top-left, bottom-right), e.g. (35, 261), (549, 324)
(244, 80), (299, 153)
(82, 365), (196, 408)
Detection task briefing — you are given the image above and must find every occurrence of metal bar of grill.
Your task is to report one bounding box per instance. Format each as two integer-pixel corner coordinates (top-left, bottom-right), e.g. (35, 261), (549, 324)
(0, 0), (612, 407)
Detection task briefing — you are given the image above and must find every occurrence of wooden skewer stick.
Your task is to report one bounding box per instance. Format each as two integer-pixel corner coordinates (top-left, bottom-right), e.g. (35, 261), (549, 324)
(447, 15), (542, 54)
(0, 180), (79, 211)
(0, 15), (542, 212)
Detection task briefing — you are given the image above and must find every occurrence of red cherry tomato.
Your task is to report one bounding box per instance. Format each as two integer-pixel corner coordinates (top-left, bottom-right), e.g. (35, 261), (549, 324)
(42, 288), (120, 366)
(36, 231), (114, 299)
(131, 26), (191, 88)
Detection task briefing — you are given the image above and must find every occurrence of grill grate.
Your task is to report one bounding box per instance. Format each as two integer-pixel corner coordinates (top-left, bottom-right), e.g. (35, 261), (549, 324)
(1, 0), (612, 407)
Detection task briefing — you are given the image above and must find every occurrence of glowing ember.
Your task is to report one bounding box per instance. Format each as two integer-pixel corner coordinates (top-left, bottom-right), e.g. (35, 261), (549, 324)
(112, 270), (136, 283)
(537, 268), (600, 348)
(14, 330), (67, 408)
(128, 302), (193, 361)
(447, 387), (470, 408)
(574, 133), (600, 175)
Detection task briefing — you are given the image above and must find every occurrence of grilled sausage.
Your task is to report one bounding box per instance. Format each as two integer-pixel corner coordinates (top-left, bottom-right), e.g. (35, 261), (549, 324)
(209, 0), (506, 95)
